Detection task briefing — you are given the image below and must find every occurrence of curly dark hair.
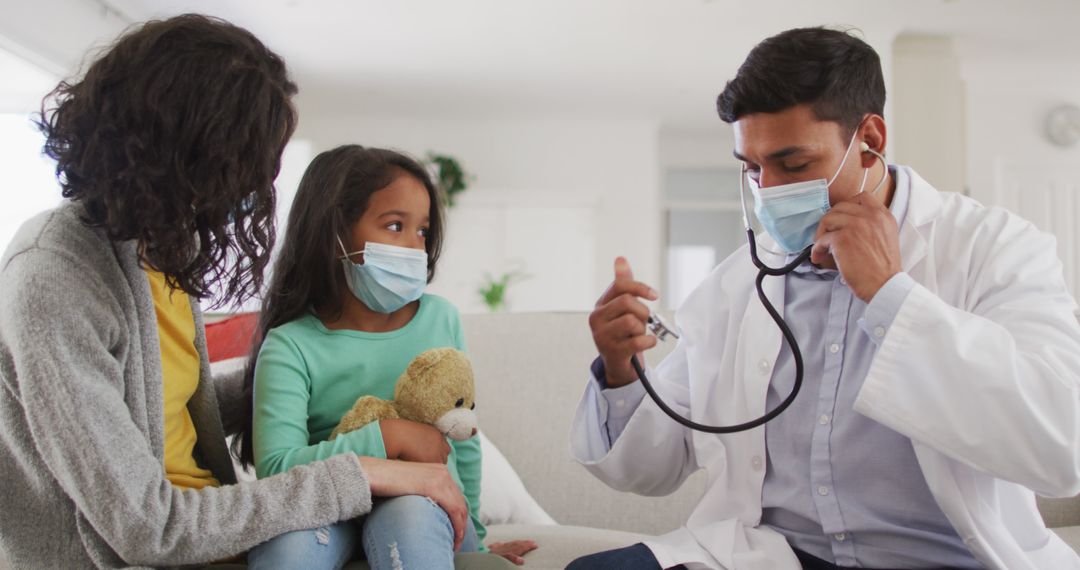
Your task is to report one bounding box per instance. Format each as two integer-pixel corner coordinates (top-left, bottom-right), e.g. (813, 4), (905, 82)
(717, 27), (885, 140)
(37, 13), (298, 306)
(233, 145), (446, 467)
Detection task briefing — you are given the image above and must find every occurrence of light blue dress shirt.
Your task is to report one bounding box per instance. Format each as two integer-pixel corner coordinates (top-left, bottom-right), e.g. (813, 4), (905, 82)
(584, 167), (983, 568)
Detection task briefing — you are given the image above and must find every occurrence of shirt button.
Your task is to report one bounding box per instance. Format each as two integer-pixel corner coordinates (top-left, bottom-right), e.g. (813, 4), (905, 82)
(751, 455), (764, 471)
(819, 414), (831, 425)
(818, 486), (830, 496)
(874, 326), (886, 338)
(758, 359), (770, 374)
(829, 343), (840, 354)
(615, 399), (626, 408)
(834, 533), (847, 542)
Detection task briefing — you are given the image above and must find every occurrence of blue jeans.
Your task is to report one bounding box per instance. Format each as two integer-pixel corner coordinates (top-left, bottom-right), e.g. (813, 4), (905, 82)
(248, 495), (480, 570)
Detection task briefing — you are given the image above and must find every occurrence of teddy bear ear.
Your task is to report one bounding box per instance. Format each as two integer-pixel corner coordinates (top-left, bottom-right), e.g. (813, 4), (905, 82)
(405, 347), (457, 379)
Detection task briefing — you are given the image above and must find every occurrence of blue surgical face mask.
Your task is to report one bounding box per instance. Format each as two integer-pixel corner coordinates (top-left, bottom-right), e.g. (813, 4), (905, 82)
(338, 238), (429, 313)
(744, 127), (867, 253)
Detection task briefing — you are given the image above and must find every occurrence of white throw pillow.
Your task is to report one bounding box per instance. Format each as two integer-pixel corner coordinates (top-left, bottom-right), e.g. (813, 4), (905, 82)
(478, 431), (558, 526)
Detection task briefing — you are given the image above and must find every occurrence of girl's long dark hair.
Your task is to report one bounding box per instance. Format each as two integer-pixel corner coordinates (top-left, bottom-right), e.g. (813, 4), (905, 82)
(234, 145), (445, 467)
(37, 14), (297, 305)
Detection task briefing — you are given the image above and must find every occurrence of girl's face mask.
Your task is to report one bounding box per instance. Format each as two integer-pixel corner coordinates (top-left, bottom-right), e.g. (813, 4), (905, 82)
(338, 237), (428, 313)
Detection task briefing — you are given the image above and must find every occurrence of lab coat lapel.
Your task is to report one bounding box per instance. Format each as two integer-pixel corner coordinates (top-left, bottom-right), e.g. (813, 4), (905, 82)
(738, 238), (787, 418)
(898, 168), (943, 276)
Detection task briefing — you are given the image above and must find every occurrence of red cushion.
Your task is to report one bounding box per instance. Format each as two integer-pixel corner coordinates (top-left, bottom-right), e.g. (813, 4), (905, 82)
(204, 313), (259, 362)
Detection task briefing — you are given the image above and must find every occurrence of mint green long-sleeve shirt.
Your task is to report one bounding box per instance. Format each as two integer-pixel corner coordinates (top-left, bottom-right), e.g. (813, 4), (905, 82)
(252, 294), (485, 542)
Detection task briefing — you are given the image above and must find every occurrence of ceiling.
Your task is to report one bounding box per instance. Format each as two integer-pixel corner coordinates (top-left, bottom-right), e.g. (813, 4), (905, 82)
(7, 0), (1080, 129)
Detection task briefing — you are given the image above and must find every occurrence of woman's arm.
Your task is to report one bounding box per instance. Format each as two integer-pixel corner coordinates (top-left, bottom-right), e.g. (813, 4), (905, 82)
(0, 250), (374, 565)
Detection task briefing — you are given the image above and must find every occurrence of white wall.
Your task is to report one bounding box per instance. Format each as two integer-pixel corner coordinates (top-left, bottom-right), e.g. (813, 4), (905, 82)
(0, 0), (129, 78)
(0, 0), (127, 261)
(658, 127), (737, 171)
(294, 111), (661, 313)
(962, 54), (1080, 207)
(0, 46), (63, 258)
(959, 51), (1080, 297)
(892, 34), (967, 194)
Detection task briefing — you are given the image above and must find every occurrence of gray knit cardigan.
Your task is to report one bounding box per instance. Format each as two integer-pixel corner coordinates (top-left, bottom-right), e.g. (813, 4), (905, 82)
(0, 202), (373, 568)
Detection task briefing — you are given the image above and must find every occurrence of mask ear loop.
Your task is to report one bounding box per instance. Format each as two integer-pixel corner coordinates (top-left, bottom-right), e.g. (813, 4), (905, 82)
(857, 142), (889, 196)
(338, 236), (364, 261)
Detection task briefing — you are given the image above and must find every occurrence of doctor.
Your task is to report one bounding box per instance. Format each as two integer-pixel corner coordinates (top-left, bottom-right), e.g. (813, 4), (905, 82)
(568, 27), (1080, 570)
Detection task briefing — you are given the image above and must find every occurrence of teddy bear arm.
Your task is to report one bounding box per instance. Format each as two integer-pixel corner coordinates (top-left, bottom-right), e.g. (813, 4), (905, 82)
(329, 397), (400, 440)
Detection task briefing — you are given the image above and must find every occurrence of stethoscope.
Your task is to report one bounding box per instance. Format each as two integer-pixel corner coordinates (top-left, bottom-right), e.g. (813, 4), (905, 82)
(630, 144), (888, 434)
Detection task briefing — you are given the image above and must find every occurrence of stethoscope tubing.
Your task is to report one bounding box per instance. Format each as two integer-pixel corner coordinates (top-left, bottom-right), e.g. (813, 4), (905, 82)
(630, 228), (809, 434)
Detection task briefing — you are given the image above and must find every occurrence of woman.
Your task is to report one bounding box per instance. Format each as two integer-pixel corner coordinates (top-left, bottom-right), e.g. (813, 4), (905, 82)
(0, 14), (473, 569)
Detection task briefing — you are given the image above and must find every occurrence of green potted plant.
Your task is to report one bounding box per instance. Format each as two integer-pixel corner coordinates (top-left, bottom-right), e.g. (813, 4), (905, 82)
(426, 152), (472, 206)
(478, 269), (529, 312)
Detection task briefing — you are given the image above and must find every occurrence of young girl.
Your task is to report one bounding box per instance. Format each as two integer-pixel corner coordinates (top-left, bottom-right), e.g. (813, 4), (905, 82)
(237, 145), (535, 569)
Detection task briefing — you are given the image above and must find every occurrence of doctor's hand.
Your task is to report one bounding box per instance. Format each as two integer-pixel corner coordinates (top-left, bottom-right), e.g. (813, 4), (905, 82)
(811, 192), (902, 302)
(589, 257), (659, 388)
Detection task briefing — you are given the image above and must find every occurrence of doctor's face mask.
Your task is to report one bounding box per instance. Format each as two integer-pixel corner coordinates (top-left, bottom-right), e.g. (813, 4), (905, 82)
(734, 108), (882, 253)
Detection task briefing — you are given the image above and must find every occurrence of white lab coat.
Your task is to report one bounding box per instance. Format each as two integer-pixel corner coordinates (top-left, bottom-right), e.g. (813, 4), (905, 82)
(571, 167), (1080, 570)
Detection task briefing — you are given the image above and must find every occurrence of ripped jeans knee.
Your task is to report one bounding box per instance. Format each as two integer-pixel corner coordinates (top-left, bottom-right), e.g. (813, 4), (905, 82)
(247, 521), (358, 570)
(359, 495), (479, 570)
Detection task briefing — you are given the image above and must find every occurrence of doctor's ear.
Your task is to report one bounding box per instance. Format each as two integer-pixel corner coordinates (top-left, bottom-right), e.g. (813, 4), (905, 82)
(856, 115), (888, 166)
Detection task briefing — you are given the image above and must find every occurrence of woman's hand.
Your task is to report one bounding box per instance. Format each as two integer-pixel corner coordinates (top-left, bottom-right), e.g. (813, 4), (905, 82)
(357, 456), (469, 551)
(488, 540), (539, 565)
(380, 418), (451, 464)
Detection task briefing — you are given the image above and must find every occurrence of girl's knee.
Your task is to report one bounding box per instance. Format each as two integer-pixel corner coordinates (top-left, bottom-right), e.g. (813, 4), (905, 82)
(367, 495), (452, 536)
(382, 496), (447, 521)
(361, 497), (457, 569)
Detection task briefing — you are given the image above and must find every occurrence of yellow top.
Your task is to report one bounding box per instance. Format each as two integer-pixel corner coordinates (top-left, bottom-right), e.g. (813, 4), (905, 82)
(147, 269), (219, 490)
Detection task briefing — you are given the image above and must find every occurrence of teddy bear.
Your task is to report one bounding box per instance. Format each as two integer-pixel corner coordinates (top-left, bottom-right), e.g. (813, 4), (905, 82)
(329, 347), (479, 442)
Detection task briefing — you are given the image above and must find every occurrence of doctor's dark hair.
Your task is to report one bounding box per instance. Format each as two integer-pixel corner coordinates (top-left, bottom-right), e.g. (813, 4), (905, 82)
(716, 27), (886, 139)
(37, 14), (297, 305)
(233, 145), (445, 467)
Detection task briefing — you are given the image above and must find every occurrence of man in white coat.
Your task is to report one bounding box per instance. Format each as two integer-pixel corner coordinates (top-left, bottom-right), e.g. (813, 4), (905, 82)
(567, 27), (1080, 570)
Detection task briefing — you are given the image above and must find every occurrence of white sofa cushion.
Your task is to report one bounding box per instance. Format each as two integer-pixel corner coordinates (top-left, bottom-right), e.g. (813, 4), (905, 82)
(1053, 526), (1080, 553)
(479, 431), (557, 527)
